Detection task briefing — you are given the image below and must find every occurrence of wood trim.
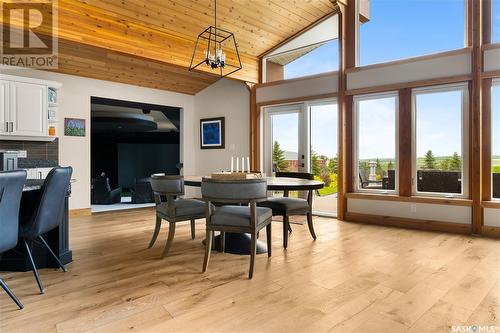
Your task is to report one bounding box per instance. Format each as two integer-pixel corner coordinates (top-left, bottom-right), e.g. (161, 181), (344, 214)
(258, 10), (339, 58)
(345, 74), (473, 96)
(344, 212), (471, 234)
(256, 92), (338, 108)
(337, 0), (355, 221)
(481, 226), (500, 238)
(398, 88), (412, 197)
(255, 71), (339, 88)
(482, 78), (493, 202)
(482, 70), (500, 79)
(344, 48), (473, 74)
(470, 0), (483, 235)
(70, 208), (92, 217)
(345, 192), (473, 207)
(249, 84), (259, 170)
(482, 0), (492, 44)
(482, 201), (500, 209)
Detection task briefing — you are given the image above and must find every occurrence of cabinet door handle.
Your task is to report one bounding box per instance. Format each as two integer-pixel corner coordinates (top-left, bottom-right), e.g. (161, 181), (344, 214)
(9, 122), (13, 133)
(5, 122), (8, 133)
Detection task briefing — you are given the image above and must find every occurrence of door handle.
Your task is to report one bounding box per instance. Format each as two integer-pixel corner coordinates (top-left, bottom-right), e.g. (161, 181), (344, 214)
(5, 122), (8, 133)
(9, 122), (13, 133)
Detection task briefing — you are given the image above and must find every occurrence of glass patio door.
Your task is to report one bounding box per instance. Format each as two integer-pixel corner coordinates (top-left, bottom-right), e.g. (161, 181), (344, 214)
(263, 99), (338, 216)
(263, 104), (307, 175)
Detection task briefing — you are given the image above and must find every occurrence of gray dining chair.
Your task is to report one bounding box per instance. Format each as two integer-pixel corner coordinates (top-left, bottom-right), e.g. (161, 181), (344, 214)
(258, 172), (317, 249)
(0, 170), (27, 309)
(149, 175), (206, 258)
(201, 178), (272, 279)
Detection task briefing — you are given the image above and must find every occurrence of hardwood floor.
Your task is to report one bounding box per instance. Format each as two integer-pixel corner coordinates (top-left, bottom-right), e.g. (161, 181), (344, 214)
(1, 208), (499, 332)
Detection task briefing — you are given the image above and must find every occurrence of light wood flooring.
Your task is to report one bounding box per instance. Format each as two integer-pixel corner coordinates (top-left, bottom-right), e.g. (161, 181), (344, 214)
(1, 208), (499, 333)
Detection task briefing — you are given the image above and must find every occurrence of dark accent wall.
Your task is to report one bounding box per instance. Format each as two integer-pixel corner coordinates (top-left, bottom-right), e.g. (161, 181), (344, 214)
(0, 139), (59, 168)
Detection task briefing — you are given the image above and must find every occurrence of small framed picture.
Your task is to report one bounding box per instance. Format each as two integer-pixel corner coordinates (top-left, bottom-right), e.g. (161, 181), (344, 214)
(200, 117), (225, 149)
(48, 87), (57, 104)
(64, 118), (86, 137)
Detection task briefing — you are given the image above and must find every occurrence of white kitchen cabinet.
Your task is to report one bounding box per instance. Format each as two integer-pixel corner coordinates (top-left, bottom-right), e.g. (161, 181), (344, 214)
(0, 80), (9, 135)
(0, 74), (60, 141)
(10, 81), (47, 137)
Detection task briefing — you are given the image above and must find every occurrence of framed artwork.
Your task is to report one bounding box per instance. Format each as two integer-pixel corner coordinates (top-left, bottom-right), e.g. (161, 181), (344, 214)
(200, 117), (225, 149)
(64, 118), (86, 137)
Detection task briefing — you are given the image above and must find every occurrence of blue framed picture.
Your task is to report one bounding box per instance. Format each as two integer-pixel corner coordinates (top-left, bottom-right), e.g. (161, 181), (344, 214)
(200, 117), (225, 149)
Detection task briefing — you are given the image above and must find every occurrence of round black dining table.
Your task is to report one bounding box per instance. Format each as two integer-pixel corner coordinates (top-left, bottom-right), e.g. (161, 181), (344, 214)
(184, 175), (324, 255)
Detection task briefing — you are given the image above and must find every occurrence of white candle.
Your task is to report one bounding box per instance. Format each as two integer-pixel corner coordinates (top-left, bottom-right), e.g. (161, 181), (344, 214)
(236, 158), (239, 173)
(241, 157), (245, 173)
(231, 157), (234, 173)
(247, 157), (250, 172)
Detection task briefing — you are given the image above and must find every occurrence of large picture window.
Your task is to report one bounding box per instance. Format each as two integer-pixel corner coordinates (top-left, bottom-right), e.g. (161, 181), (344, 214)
(358, 0), (465, 66)
(354, 93), (398, 193)
(413, 84), (469, 197)
(493, 81), (500, 199)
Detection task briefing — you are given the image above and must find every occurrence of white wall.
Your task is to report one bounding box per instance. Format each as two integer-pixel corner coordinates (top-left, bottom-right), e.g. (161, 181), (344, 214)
(484, 47), (500, 72)
(347, 198), (472, 224)
(347, 51), (471, 90)
(194, 79), (250, 175)
(256, 72), (338, 103)
(484, 208), (500, 227)
(0, 67), (197, 209)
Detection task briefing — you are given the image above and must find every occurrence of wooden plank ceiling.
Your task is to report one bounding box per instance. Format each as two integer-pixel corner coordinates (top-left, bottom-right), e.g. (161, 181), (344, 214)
(2, 0), (338, 94)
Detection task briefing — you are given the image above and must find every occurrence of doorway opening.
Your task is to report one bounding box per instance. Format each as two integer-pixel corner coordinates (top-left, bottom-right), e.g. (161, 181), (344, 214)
(90, 97), (181, 213)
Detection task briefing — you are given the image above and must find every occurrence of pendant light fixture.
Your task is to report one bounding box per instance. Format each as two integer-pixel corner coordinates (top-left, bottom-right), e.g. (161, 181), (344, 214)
(189, 0), (242, 78)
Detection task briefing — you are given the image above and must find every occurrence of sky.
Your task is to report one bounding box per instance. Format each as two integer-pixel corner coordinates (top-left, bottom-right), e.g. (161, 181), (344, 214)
(272, 0), (500, 160)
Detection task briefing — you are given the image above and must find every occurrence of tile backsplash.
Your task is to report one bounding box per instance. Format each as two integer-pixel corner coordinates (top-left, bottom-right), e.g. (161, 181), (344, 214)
(0, 139), (59, 168)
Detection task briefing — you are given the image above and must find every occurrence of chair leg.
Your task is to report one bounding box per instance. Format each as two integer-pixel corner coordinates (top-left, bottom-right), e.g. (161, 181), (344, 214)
(220, 231), (225, 253)
(288, 223), (292, 233)
(190, 220), (196, 240)
(0, 278), (23, 310)
(307, 212), (317, 240)
(148, 216), (162, 248)
(38, 236), (67, 272)
(202, 230), (213, 273)
(266, 224), (272, 257)
(161, 222), (176, 259)
(283, 215), (289, 249)
(249, 233), (257, 279)
(23, 240), (44, 294)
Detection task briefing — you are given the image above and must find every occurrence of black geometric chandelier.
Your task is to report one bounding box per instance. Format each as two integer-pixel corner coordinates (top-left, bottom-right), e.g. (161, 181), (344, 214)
(189, 0), (242, 78)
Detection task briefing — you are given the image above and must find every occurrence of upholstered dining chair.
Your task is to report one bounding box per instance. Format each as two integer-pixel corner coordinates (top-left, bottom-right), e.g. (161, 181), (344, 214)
(0, 170), (27, 309)
(149, 175), (206, 258)
(201, 177), (272, 279)
(19, 167), (73, 294)
(258, 172), (316, 249)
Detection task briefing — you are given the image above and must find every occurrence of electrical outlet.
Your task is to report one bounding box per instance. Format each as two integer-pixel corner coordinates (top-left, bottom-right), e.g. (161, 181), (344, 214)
(17, 150), (27, 158)
(410, 204), (417, 213)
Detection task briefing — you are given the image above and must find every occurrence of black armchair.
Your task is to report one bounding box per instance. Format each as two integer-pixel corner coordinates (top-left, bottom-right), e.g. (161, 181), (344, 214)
(0, 170), (27, 309)
(131, 178), (154, 204)
(91, 176), (122, 204)
(19, 167), (73, 294)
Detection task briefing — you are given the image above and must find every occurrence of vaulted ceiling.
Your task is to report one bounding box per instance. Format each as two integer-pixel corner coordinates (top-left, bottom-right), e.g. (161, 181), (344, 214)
(2, 0), (338, 94)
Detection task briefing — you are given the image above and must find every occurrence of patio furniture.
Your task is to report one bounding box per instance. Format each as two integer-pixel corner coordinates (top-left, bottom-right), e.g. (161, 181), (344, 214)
(201, 177), (272, 279)
(493, 173), (500, 198)
(359, 172), (382, 189)
(382, 170), (396, 190)
(417, 170), (461, 194)
(149, 175), (205, 258)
